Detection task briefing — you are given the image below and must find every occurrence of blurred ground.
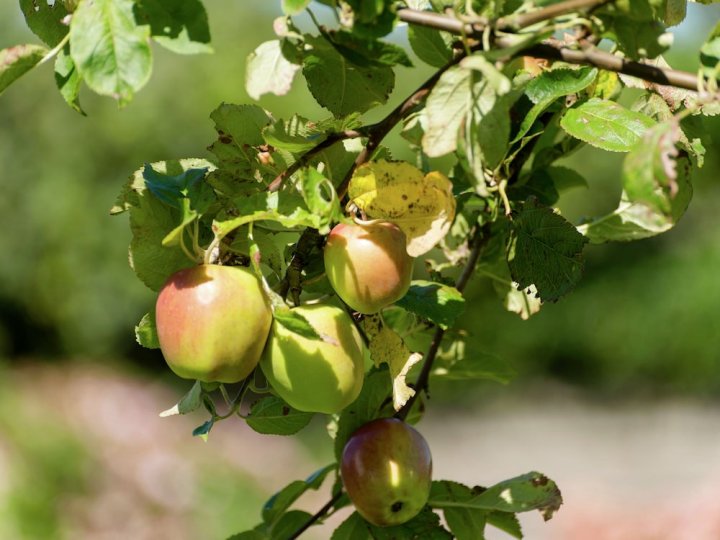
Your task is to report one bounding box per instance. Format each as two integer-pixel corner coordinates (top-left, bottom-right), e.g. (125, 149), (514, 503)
(3, 363), (720, 540)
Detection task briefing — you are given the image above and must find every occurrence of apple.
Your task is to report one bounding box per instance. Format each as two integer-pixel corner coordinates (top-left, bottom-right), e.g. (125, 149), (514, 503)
(324, 221), (413, 314)
(341, 418), (432, 527)
(260, 305), (365, 414)
(155, 264), (272, 383)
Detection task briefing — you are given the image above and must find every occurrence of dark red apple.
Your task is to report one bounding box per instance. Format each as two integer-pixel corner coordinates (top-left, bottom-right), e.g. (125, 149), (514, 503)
(341, 418), (432, 527)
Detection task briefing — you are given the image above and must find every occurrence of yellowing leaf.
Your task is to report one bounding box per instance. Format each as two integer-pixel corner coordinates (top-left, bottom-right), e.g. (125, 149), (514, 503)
(348, 160), (456, 257)
(360, 314), (423, 410)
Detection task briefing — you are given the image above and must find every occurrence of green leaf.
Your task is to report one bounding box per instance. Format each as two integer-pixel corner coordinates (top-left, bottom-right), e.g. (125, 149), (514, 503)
(263, 464), (335, 526)
(423, 65), (470, 157)
(159, 380), (204, 417)
(246, 396), (314, 435)
(331, 512), (370, 540)
(474, 473), (563, 520)
(510, 166), (587, 207)
(112, 159), (215, 291)
(408, 25), (453, 68)
(19, 0), (69, 46)
(513, 67), (598, 143)
(486, 511), (523, 539)
(192, 418), (214, 440)
(135, 311), (159, 349)
(226, 531), (266, 540)
(272, 307), (322, 341)
(613, 18), (668, 59)
(206, 103), (278, 196)
(0, 44), (48, 94)
(214, 191), (324, 240)
(334, 369), (392, 461)
(395, 280), (465, 329)
(269, 511), (313, 539)
(560, 98), (655, 152)
(262, 115), (319, 153)
(337, 0), (397, 38)
(700, 21), (720, 78)
(69, 0), (152, 105)
(133, 0), (213, 55)
(433, 350), (516, 384)
(298, 168), (343, 234)
(323, 30), (412, 68)
(54, 47), (84, 114)
(142, 164), (214, 212)
(302, 34), (394, 117)
(282, 0), (312, 15)
(430, 472), (563, 521)
(432, 482), (487, 540)
(456, 56), (517, 181)
(508, 199), (588, 302)
(246, 40), (301, 100)
(366, 508), (453, 539)
(579, 121), (693, 243)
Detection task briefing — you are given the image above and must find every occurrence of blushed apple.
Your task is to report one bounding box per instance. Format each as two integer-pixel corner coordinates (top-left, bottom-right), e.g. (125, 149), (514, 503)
(155, 264), (272, 383)
(324, 221), (413, 314)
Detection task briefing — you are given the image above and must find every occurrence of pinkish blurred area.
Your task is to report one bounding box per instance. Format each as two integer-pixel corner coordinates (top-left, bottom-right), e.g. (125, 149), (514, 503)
(3, 364), (720, 539)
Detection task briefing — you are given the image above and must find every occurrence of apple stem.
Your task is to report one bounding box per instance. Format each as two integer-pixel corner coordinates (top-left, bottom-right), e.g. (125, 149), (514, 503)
(179, 227), (201, 263)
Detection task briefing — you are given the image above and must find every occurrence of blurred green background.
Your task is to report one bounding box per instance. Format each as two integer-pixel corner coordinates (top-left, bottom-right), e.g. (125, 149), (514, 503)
(1, 2), (719, 539)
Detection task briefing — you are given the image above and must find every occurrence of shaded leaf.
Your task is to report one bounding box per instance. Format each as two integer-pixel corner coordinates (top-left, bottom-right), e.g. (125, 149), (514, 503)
(135, 311), (159, 349)
(262, 464), (335, 526)
(334, 369), (391, 460)
(302, 34), (394, 117)
(246, 395), (314, 435)
(508, 199), (587, 302)
(54, 47), (84, 114)
(408, 25), (452, 68)
(331, 512), (370, 539)
(19, 0), (69, 46)
(134, 0), (212, 54)
(395, 280), (465, 329)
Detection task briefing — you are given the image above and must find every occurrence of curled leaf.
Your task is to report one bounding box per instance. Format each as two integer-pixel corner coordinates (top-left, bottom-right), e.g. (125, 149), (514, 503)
(349, 160), (456, 256)
(360, 314), (423, 410)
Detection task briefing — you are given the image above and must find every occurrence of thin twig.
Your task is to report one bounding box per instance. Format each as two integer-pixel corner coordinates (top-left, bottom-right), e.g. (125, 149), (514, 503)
(267, 129), (363, 192)
(496, 0), (611, 30)
(288, 490), (344, 540)
(397, 7), (716, 92)
(396, 224), (491, 421)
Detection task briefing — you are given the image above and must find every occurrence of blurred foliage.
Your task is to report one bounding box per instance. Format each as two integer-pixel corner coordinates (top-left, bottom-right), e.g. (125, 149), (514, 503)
(0, 1), (718, 400)
(0, 364), (270, 539)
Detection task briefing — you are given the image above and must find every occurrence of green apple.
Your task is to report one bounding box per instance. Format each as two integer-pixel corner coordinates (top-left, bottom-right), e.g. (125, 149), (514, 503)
(155, 264), (272, 383)
(324, 221), (413, 314)
(341, 418), (432, 527)
(260, 305), (365, 414)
